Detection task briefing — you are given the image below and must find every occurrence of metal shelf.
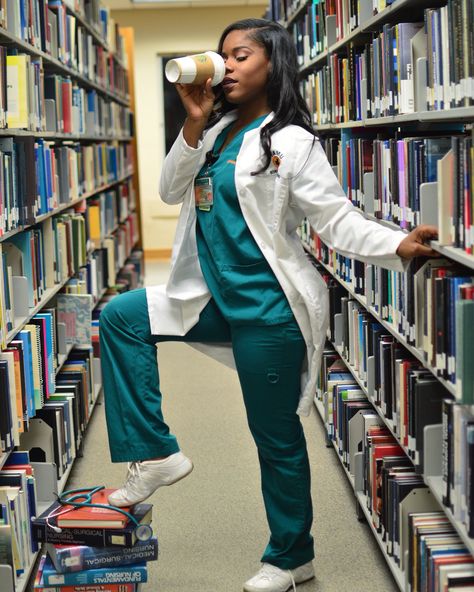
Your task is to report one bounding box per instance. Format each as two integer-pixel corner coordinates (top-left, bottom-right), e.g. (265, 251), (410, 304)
(309, 107), (474, 130)
(313, 395), (406, 591)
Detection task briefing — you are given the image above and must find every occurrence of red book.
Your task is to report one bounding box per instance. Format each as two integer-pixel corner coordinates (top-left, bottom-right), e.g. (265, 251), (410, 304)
(57, 489), (132, 529)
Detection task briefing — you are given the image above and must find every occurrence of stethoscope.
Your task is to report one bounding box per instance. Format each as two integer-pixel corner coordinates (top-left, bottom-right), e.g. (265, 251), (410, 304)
(47, 485), (153, 541)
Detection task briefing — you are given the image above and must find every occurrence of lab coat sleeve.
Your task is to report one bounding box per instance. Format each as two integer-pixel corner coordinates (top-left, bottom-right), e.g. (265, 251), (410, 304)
(290, 138), (409, 273)
(159, 128), (204, 205)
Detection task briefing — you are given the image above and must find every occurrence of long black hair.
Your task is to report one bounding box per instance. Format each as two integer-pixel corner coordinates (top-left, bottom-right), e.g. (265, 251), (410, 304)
(210, 18), (317, 175)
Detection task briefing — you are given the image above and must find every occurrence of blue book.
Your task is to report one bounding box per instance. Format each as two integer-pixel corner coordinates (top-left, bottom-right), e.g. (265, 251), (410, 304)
(4, 451), (30, 465)
(45, 538), (159, 573)
(35, 142), (45, 215)
(424, 138), (452, 183)
(41, 555), (148, 586)
(41, 140), (50, 213)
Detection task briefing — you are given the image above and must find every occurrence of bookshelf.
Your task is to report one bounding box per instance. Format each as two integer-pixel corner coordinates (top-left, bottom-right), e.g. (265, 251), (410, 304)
(0, 3), (144, 592)
(267, 0), (474, 588)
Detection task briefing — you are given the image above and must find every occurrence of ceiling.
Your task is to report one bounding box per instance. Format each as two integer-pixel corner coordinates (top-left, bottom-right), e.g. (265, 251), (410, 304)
(104, 0), (266, 9)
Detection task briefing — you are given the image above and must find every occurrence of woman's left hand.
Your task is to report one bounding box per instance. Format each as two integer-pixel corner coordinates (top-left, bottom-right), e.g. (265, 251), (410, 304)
(396, 225), (440, 259)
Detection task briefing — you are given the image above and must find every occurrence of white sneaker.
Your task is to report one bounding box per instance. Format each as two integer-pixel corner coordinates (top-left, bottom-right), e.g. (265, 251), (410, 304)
(108, 452), (193, 507)
(243, 561), (315, 592)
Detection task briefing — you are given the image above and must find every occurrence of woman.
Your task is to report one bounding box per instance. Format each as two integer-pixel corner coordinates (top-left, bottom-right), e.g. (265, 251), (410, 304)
(100, 18), (438, 592)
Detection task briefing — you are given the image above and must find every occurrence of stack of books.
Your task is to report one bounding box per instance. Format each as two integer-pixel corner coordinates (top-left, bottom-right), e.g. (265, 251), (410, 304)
(31, 488), (158, 592)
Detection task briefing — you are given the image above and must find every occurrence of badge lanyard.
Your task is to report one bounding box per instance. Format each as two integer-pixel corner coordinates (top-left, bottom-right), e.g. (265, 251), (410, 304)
(195, 129), (229, 212)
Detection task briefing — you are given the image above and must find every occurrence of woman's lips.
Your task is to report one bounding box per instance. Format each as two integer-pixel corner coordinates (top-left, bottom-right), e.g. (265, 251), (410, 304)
(222, 78), (237, 89)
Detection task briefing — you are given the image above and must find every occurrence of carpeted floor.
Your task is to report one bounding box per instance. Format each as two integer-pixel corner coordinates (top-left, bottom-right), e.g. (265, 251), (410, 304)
(64, 261), (399, 592)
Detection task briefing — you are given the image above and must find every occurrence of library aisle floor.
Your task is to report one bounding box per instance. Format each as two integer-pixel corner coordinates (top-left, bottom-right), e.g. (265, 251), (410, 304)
(62, 262), (398, 592)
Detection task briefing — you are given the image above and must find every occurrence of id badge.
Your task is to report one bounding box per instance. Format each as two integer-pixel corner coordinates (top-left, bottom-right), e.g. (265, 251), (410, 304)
(195, 177), (214, 211)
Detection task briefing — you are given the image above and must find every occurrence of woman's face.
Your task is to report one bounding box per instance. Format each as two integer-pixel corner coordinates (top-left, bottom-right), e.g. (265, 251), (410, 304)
(220, 29), (270, 106)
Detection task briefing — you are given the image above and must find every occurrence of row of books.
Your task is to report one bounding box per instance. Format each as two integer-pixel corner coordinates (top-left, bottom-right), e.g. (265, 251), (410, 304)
(0, 205), (139, 348)
(290, 2), (328, 64)
(3, 52), (132, 133)
(0, 245), (143, 461)
(64, 0), (124, 59)
(0, 137), (133, 234)
(3, 1), (129, 101)
(320, 282), (453, 476)
(317, 348), (474, 591)
(0, 184), (135, 311)
(315, 259), (474, 546)
(317, 131), (474, 256)
(305, 231), (474, 398)
(270, 0), (397, 31)
(0, 451), (40, 585)
(0, 304), (96, 458)
(300, 7), (474, 123)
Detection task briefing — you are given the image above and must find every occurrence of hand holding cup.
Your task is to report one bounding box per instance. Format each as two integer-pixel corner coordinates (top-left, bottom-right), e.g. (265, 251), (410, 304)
(175, 78), (216, 124)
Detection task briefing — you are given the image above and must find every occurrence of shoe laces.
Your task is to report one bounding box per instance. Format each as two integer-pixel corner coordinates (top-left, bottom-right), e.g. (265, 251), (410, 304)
(124, 461), (142, 488)
(258, 564), (296, 592)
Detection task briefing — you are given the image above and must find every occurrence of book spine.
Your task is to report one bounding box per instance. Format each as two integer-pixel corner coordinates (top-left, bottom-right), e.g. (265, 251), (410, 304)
(43, 564), (147, 586)
(31, 522), (135, 548)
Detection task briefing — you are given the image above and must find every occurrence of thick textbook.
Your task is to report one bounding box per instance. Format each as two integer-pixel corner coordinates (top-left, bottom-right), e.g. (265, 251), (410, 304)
(34, 556), (141, 592)
(56, 489), (131, 528)
(45, 538), (158, 573)
(31, 501), (152, 547)
(41, 554), (147, 586)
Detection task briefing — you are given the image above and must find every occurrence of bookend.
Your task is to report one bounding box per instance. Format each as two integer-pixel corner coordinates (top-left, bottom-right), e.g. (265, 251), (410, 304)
(399, 488), (439, 572)
(31, 461), (58, 515)
(415, 57), (428, 113)
(423, 423), (443, 477)
(363, 172), (375, 215)
(19, 418), (55, 466)
(12, 276), (28, 320)
(358, 0), (373, 27)
(366, 356), (375, 397)
(420, 182), (438, 227)
(334, 313), (343, 347)
(326, 15), (337, 48)
(56, 322), (67, 356)
(0, 564), (14, 592)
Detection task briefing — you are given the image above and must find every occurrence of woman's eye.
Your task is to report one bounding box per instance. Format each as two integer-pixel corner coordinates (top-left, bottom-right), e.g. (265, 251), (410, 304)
(236, 56), (247, 62)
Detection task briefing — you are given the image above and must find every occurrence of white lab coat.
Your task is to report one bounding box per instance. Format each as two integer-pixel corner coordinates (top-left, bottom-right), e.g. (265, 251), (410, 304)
(147, 111), (408, 416)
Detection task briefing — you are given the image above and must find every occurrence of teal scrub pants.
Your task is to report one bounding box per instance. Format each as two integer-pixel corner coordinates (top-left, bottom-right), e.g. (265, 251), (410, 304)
(100, 288), (314, 569)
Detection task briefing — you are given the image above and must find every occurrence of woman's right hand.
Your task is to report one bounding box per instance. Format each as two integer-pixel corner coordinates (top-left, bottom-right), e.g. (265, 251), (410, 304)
(177, 78), (216, 148)
(175, 78), (215, 124)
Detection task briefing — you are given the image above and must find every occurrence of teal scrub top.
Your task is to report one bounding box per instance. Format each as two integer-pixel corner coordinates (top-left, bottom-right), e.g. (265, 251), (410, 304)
(195, 115), (294, 326)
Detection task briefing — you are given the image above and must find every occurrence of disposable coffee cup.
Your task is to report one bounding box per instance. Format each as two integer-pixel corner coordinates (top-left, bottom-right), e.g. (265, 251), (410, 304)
(165, 51), (225, 86)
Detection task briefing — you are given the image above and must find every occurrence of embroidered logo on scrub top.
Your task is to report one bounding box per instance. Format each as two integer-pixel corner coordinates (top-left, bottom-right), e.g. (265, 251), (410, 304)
(270, 150), (284, 175)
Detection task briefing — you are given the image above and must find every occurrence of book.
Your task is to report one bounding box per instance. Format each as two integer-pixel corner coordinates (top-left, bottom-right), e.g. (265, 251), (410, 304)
(34, 556), (141, 592)
(31, 501), (152, 547)
(40, 554), (147, 586)
(56, 489), (132, 529)
(45, 538), (158, 573)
